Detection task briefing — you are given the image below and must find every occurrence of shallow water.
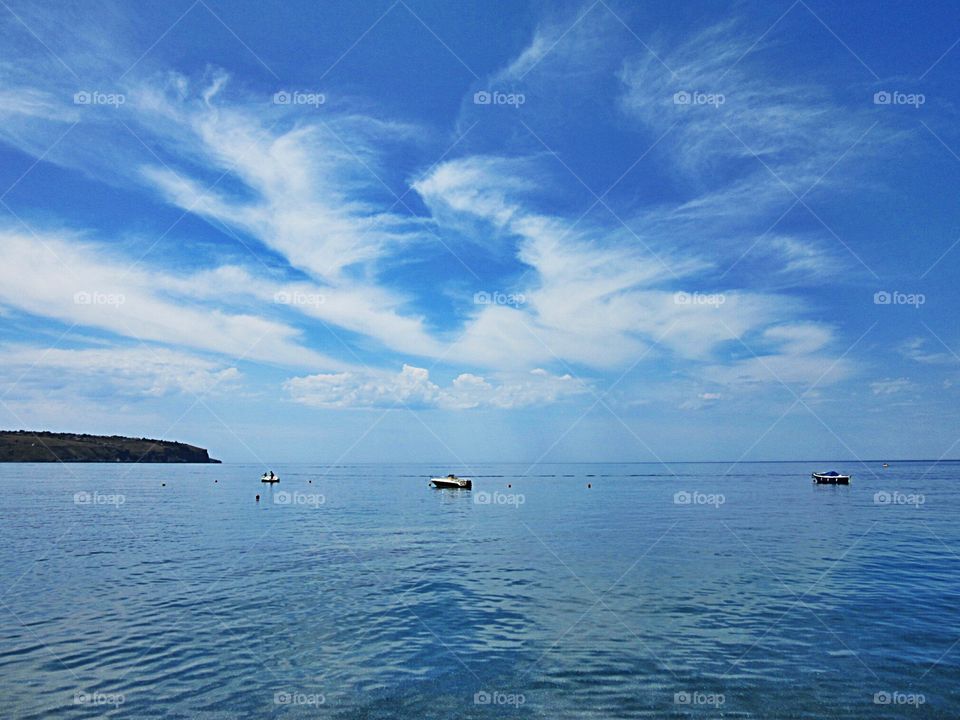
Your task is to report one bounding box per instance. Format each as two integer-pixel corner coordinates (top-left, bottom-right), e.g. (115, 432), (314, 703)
(0, 461), (956, 718)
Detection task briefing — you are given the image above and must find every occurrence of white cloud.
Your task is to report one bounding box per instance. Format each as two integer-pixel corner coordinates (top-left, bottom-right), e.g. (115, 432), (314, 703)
(0, 13), (885, 415)
(900, 337), (956, 365)
(413, 155), (536, 232)
(701, 321), (852, 389)
(284, 365), (586, 410)
(132, 74), (447, 358)
(679, 391), (723, 410)
(704, 353), (851, 389)
(0, 345), (239, 398)
(870, 378), (912, 396)
(763, 323), (834, 355)
(416, 155), (807, 370)
(618, 21), (877, 187)
(0, 228), (341, 370)
(765, 236), (839, 275)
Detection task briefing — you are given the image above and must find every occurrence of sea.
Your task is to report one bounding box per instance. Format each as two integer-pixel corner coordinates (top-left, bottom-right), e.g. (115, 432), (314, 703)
(0, 461), (956, 719)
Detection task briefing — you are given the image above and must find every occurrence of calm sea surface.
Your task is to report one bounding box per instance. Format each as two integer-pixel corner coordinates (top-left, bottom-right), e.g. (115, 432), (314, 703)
(0, 461), (957, 719)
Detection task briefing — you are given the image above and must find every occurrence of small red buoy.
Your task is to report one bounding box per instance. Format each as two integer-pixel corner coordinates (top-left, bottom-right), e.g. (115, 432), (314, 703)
(255, 494), (260, 502)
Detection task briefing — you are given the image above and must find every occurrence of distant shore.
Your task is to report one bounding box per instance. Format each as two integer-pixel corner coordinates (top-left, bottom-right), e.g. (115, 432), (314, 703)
(0, 431), (221, 463)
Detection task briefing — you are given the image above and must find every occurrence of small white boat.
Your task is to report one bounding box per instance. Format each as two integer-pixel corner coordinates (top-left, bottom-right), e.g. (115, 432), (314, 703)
(261, 472), (280, 484)
(430, 474), (472, 490)
(812, 471), (850, 484)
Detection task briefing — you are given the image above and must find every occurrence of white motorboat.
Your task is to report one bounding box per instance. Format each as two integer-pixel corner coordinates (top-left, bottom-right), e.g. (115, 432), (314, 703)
(430, 474), (472, 490)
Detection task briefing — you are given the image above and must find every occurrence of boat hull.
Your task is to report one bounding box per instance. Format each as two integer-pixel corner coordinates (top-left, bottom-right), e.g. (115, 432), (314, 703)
(431, 478), (472, 490)
(812, 473), (850, 484)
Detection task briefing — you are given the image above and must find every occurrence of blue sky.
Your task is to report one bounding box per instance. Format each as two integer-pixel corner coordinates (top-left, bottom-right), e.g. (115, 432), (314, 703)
(0, 0), (958, 464)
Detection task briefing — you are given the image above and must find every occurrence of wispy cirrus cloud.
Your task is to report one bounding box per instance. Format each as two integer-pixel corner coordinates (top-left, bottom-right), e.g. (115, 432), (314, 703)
(870, 378), (912, 396)
(900, 337), (956, 365)
(0, 3), (910, 421)
(415, 154), (839, 383)
(0, 228), (341, 369)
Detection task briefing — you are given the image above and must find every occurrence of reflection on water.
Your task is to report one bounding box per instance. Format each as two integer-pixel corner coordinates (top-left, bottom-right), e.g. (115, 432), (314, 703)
(0, 461), (957, 718)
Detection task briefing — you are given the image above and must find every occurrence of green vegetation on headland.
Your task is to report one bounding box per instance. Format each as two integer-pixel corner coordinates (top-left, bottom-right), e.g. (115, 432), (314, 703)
(0, 431), (221, 463)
